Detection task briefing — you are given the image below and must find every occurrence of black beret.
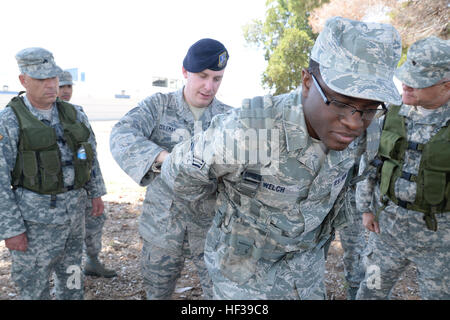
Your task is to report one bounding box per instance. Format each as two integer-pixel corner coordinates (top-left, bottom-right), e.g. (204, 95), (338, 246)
(183, 38), (229, 73)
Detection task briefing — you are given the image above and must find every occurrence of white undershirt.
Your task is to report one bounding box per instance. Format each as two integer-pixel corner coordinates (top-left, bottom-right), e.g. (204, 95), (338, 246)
(35, 107), (53, 121)
(188, 104), (207, 121)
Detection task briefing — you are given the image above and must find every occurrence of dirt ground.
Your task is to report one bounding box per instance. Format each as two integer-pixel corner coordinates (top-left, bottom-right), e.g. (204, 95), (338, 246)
(0, 189), (420, 300)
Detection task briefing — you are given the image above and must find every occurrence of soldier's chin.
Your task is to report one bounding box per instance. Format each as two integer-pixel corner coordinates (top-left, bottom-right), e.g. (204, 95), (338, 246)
(326, 140), (350, 151)
(47, 96), (57, 103)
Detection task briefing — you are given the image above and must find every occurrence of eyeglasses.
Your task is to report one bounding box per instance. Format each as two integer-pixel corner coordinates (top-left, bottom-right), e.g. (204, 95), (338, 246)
(311, 73), (386, 121)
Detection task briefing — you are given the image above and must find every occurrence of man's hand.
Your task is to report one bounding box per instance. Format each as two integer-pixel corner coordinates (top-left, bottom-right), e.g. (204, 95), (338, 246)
(155, 150), (169, 164)
(363, 212), (380, 234)
(91, 197), (104, 217)
(5, 233), (28, 252)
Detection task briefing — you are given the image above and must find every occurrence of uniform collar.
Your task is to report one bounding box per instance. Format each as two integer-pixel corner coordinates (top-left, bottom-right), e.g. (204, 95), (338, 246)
(282, 88), (309, 152)
(175, 87), (195, 122)
(175, 86), (227, 124)
(327, 137), (359, 167)
(399, 102), (450, 125)
(281, 89), (324, 171)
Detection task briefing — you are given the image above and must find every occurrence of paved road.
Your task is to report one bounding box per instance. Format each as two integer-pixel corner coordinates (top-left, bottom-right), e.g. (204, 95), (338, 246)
(91, 120), (146, 201)
(0, 94), (140, 121)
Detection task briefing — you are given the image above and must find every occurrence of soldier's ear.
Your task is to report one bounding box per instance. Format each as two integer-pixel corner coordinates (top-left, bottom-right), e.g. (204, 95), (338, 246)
(182, 66), (188, 79)
(443, 81), (450, 90)
(19, 74), (27, 88)
(442, 81), (450, 101)
(301, 69), (312, 98)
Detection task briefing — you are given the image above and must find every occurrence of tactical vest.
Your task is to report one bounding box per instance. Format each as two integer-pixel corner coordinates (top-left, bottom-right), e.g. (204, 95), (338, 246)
(377, 104), (450, 230)
(8, 94), (94, 195)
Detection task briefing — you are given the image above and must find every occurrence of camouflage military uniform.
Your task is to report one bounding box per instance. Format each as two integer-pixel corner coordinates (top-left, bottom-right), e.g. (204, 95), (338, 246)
(72, 116), (107, 263)
(161, 90), (377, 299)
(110, 88), (231, 299)
(0, 95), (106, 299)
(327, 144), (374, 300)
(324, 118), (382, 300)
(356, 37), (450, 300)
(57, 70), (113, 277)
(338, 170), (368, 298)
(160, 17), (402, 300)
(356, 103), (450, 299)
(84, 199), (107, 257)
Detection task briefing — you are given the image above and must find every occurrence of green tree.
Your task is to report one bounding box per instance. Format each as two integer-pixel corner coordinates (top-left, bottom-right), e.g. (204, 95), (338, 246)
(243, 0), (327, 94)
(309, 0), (448, 65)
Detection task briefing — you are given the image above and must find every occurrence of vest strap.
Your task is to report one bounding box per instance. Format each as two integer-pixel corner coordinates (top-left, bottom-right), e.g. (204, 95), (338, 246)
(371, 157), (384, 169)
(398, 199), (409, 209)
(50, 194), (57, 208)
(400, 171), (417, 182)
(407, 141), (424, 151)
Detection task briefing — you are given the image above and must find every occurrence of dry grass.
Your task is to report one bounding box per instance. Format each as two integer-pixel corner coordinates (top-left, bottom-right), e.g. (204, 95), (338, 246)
(390, 0), (449, 46)
(309, 0), (449, 46)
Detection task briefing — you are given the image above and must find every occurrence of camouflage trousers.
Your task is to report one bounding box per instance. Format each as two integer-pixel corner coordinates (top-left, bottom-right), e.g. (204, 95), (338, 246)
(84, 201), (107, 257)
(140, 229), (213, 300)
(204, 226), (327, 300)
(10, 217), (85, 300)
(357, 202), (450, 300)
(339, 212), (367, 289)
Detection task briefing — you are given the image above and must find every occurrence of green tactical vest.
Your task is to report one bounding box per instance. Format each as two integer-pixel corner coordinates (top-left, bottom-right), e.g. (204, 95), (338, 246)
(8, 94), (94, 194)
(378, 104), (450, 229)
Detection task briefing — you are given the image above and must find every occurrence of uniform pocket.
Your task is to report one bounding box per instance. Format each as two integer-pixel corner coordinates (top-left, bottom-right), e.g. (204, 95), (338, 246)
(22, 151), (38, 178)
(218, 218), (265, 285)
(424, 141), (450, 172)
(379, 160), (397, 195)
(22, 127), (56, 150)
(39, 149), (62, 193)
(64, 123), (90, 144)
(81, 142), (94, 163)
(74, 142), (93, 187)
(219, 246), (256, 285)
(379, 130), (403, 160)
(423, 169), (446, 205)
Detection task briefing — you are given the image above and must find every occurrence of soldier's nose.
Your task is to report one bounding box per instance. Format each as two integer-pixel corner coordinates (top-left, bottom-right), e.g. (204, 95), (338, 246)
(341, 112), (364, 132)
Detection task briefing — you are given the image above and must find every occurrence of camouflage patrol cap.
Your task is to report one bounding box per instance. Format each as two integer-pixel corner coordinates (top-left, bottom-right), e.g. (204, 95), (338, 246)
(310, 16), (402, 105)
(395, 36), (450, 89)
(59, 70), (73, 86)
(15, 47), (62, 79)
